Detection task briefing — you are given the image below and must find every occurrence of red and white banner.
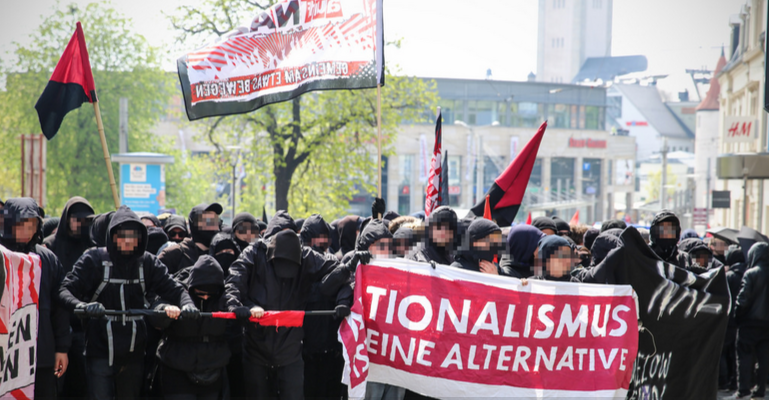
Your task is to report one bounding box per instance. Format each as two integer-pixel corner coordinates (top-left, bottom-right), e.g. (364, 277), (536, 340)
(0, 245), (42, 399)
(339, 259), (638, 399)
(177, 0), (384, 120)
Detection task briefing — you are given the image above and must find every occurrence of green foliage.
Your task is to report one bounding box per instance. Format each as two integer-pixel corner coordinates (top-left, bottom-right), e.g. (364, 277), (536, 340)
(170, 0), (438, 217)
(0, 3), (174, 215)
(645, 167), (678, 202)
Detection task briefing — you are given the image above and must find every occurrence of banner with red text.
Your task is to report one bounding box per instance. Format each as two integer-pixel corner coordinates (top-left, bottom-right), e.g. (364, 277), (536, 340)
(339, 259), (638, 399)
(0, 245), (42, 399)
(177, 0), (384, 120)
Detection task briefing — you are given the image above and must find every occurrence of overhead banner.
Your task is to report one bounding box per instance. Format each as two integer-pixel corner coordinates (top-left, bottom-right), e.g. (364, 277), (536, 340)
(339, 259), (639, 399)
(0, 245), (42, 399)
(177, 0), (385, 120)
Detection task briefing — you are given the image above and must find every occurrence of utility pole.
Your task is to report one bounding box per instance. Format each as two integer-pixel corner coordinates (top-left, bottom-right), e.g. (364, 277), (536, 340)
(475, 132), (484, 204)
(706, 158), (711, 227)
(660, 137), (668, 209)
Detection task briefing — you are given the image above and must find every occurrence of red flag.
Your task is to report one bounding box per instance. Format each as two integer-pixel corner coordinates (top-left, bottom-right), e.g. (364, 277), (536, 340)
(569, 210), (579, 225)
(526, 212), (532, 225)
(35, 22), (97, 140)
(424, 109), (443, 216)
(483, 195), (492, 220)
(210, 311), (304, 327)
(470, 122), (547, 226)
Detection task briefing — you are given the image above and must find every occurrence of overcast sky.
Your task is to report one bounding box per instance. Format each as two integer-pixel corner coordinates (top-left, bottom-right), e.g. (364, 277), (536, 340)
(0, 0), (748, 100)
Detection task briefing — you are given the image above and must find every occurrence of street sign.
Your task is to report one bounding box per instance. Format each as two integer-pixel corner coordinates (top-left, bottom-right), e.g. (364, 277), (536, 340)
(693, 208), (708, 225)
(712, 191), (731, 209)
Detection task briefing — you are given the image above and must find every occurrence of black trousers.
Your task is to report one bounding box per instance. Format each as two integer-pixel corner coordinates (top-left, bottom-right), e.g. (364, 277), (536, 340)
(243, 358), (304, 400)
(720, 326), (738, 390)
(737, 326), (769, 396)
(227, 353), (245, 399)
(161, 365), (222, 400)
(35, 367), (58, 400)
(86, 358), (143, 400)
(60, 331), (88, 399)
(304, 351), (346, 400)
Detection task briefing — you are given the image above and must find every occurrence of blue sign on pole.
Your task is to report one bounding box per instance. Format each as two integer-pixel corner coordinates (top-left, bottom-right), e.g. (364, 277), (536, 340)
(583, 162), (591, 171)
(120, 163), (166, 215)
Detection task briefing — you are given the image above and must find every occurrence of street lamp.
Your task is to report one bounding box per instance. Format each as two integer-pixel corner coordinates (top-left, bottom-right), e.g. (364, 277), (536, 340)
(225, 145), (243, 220)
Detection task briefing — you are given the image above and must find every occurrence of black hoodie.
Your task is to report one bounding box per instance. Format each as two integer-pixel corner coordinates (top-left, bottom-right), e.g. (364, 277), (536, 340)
(300, 214), (332, 253)
(261, 210), (297, 241)
(0, 198), (71, 368)
(589, 229), (623, 267)
(736, 243), (769, 326)
(209, 232), (240, 276)
(152, 255), (230, 373)
(232, 212), (258, 250)
(407, 206), (457, 266)
(649, 210), (692, 270)
(59, 206), (194, 363)
(451, 219), (506, 274)
(44, 196), (95, 273)
(89, 211), (115, 248)
(726, 245), (746, 327)
(224, 231), (350, 366)
(678, 238), (722, 272)
(335, 215), (360, 259)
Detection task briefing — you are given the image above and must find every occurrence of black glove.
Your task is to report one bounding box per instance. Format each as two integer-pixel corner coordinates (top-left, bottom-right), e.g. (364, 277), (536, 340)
(233, 306), (251, 319)
(371, 197), (385, 219)
(181, 304), (200, 320)
(77, 302), (105, 318)
(335, 304), (351, 319)
(345, 251), (373, 272)
(430, 260), (437, 270)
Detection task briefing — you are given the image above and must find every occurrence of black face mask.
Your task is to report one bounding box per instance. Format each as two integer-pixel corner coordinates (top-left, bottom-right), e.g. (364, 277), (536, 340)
(214, 253), (238, 272)
(235, 237), (251, 252)
(311, 244), (329, 254)
(473, 243), (505, 263)
(655, 238), (678, 255)
(192, 229), (218, 248)
(579, 253), (590, 268)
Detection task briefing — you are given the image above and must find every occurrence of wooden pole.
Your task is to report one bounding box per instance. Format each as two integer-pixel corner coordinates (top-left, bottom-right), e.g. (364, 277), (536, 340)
(93, 101), (120, 209)
(376, 84), (382, 198)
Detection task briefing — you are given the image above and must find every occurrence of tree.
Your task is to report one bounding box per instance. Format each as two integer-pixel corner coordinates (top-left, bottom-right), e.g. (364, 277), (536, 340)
(170, 0), (437, 216)
(0, 3), (174, 214)
(645, 167), (678, 202)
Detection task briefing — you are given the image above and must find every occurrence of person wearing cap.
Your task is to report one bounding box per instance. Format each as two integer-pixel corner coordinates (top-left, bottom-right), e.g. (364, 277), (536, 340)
(551, 216), (571, 237)
(44, 196), (95, 399)
(225, 217), (365, 400)
(531, 216), (557, 236)
(452, 219), (507, 275)
(159, 203), (223, 275)
(140, 214), (161, 228)
(231, 212), (259, 251)
(58, 205), (198, 400)
(164, 215), (189, 244)
(1, 198), (71, 399)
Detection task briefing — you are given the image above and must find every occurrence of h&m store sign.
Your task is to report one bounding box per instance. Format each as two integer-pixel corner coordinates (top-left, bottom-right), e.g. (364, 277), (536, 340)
(568, 137), (607, 149)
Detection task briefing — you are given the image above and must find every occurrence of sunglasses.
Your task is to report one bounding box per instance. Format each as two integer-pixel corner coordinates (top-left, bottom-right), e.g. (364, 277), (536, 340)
(169, 230), (185, 238)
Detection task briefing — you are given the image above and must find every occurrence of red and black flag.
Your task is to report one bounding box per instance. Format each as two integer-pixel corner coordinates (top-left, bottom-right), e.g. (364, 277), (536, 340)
(35, 22), (97, 140)
(424, 109), (443, 216)
(469, 121), (547, 227)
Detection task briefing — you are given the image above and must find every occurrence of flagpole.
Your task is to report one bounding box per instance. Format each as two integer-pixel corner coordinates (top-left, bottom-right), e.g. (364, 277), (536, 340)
(376, 84), (382, 198)
(93, 100), (120, 209)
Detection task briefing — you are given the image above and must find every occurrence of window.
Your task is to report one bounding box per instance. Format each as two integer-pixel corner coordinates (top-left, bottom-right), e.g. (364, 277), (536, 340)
(585, 106), (600, 130)
(448, 155), (462, 206)
(549, 104), (570, 128)
(397, 155), (413, 215)
(467, 101), (495, 126)
(529, 158), (543, 188)
(551, 158), (576, 199)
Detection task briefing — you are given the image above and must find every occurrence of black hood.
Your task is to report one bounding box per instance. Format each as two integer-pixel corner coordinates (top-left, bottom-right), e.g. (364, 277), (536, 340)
(725, 245), (745, 266)
(393, 226), (419, 246)
(552, 216), (570, 234)
(294, 218), (305, 232)
(54, 196), (95, 241)
(232, 212), (258, 231)
(163, 215), (188, 234)
(507, 225), (545, 267)
(747, 242), (769, 269)
(678, 238), (711, 256)
(538, 235), (571, 264)
(356, 219), (392, 251)
(532, 216), (557, 233)
(267, 230), (302, 279)
(650, 210), (681, 242)
(337, 215), (360, 255)
(466, 219), (501, 242)
(106, 206), (148, 266)
(583, 228), (600, 250)
(186, 255), (225, 293)
(188, 203), (222, 247)
(427, 207), (458, 241)
(383, 211), (401, 223)
(459, 218), (503, 263)
(590, 229), (623, 267)
(42, 217), (60, 238)
(89, 211), (115, 248)
(146, 227), (168, 255)
(262, 210), (297, 240)
(209, 232), (240, 274)
(0, 197), (44, 252)
(300, 214), (332, 250)
(140, 214), (160, 227)
(601, 219), (627, 232)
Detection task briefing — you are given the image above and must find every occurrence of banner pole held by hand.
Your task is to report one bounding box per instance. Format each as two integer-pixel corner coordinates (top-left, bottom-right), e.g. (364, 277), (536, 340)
(377, 84), (382, 198)
(93, 99), (120, 209)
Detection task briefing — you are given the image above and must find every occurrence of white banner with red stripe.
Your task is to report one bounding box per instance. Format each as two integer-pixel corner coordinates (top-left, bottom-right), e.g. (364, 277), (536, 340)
(0, 245), (41, 400)
(339, 259), (638, 399)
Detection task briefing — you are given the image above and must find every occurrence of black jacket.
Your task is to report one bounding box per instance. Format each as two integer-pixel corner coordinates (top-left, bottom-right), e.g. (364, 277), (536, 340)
(407, 207), (457, 266)
(44, 196), (95, 273)
(224, 239), (350, 366)
(726, 246), (747, 327)
(299, 214), (332, 253)
(736, 243), (769, 327)
(649, 210), (692, 270)
(152, 255), (230, 373)
(1, 198), (71, 368)
(159, 237), (204, 275)
(59, 206), (194, 362)
(261, 210), (297, 241)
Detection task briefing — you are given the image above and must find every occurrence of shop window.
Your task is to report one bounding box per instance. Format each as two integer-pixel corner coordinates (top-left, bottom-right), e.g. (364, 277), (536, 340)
(550, 104), (570, 128)
(551, 158), (576, 198)
(585, 106), (600, 130)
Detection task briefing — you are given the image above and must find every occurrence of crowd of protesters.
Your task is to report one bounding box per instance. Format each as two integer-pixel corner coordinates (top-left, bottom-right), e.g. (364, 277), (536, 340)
(0, 194), (765, 400)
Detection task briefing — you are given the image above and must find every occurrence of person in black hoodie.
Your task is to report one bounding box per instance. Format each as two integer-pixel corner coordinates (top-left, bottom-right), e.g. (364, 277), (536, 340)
(225, 225), (362, 400)
(58, 205), (198, 400)
(648, 210), (692, 270)
(152, 255), (231, 400)
(678, 237), (723, 273)
(733, 242), (769, 400)
(531, 216), (557, 236)
(407, 206), (457, 265)
(335, 215), (360, 260)
(1, 198), (71, 399)
(164, 215), (189, 244)
(535, 235), (578, 281)
(43, 196), (95, 399)
(721, 245), (746, 392)
(452, 219), (507, 275)
(232, 212), (259, 251)
(159, 203), (223, 275)
(261, 210), (298, 241)
(299, 214), (333, 254)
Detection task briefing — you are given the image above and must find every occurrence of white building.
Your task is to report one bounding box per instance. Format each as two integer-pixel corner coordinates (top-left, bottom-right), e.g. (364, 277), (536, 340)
(536, 0), (612, 83)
